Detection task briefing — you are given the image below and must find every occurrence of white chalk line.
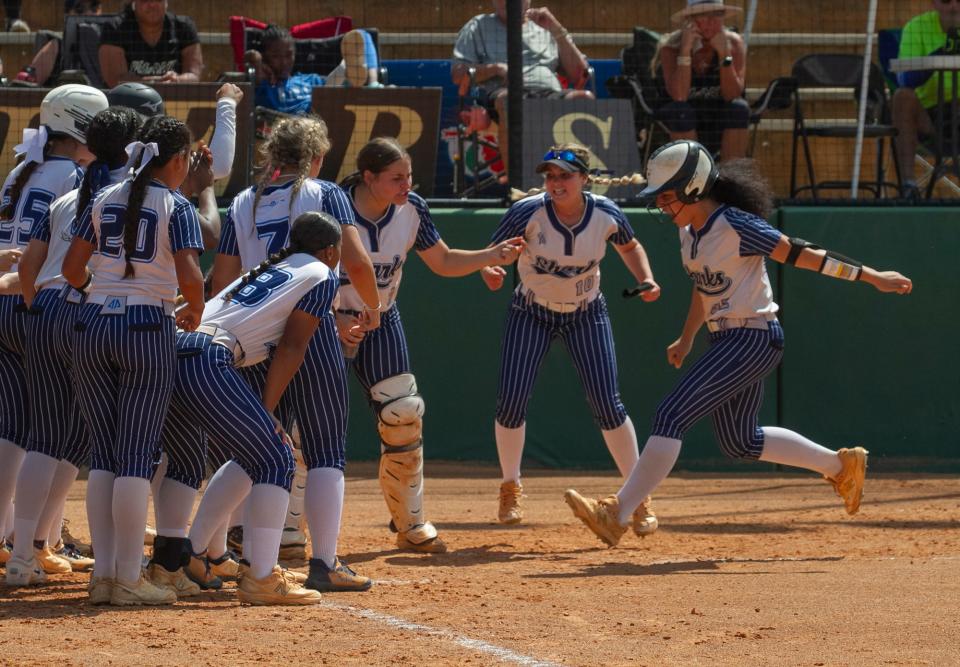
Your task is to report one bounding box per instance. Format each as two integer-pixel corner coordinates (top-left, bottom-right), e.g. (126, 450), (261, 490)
(321, 601), (565, 667)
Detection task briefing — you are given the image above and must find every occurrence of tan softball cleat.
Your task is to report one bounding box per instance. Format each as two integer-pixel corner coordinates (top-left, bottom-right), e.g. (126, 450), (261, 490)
(828, 447), (869, 515)
(35, 545), (72, 574)
(110, 573), (176, 606)
(632, 496), (659, 537)
(237, 562), (307, 585)
(208, 552), (240, 582)
(87, 576), (114, 605)
(238, 568), (323, 606)
(498, 480), (524, 524)
(0, 542), (12, 567)
(146, 563), (202, 597)
(564, 489), (628, 548)
(54, 541), (94, 572)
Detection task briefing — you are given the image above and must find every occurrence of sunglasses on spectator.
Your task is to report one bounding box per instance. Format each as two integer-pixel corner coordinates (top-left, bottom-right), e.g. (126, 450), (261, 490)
(541, 149), (589, 171)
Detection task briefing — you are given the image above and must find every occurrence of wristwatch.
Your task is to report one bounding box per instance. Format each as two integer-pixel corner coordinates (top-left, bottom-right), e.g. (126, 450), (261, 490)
(721, 55), (734, 68)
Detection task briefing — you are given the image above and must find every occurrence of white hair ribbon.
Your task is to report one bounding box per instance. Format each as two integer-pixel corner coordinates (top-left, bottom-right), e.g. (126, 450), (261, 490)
(14, 126), (48, 166)
(124, 141), (160, 179)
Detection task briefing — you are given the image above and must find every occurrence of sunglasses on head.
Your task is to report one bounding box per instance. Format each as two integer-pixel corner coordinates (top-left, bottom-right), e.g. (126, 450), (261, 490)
(542, 149), (588, 170)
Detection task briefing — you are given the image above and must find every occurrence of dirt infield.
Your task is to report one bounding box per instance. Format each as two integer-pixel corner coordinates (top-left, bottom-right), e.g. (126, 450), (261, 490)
(2, 463), (959, 666)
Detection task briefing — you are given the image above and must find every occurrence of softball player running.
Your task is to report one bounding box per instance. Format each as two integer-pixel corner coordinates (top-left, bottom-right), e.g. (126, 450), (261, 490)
(565, 141), (913, 547)
(8, 108), (139, 588)
(61, 115), (205, 605)
(0, 85), (106, 584)
(194, 115), (380, 591)
(339, 137), (524, 554)
(156, 212), (343, 605)
(483, 144), (661, 532)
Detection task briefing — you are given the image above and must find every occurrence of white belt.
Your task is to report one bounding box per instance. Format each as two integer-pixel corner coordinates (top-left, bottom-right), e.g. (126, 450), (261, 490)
(195, 324), (246, 364)
(86, 294), (175, 316)
(520, 286), (591, 314)
(706, 315), (776, 333)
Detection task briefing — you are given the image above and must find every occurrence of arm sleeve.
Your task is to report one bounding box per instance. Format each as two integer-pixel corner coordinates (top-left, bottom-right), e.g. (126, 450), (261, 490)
(295, 277), (338, 318)
(490, 199), (538, 244)
(168, 202), (205, 253)
(411, 197), (441, 251)
(75, 203), (96, 244)
(726, 209), (782, 257)
(215, 207), (239, 255)
(321, 184), (356, 226)
(209, 98), (237, 181)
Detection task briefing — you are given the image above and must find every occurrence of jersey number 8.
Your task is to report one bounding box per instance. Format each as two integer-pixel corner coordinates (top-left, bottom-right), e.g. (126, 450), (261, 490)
(232, 268), (292, 307)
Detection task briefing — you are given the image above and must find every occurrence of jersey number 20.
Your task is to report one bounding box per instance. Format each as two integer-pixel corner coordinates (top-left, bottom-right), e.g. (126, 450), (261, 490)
(98, 204), (159, 262)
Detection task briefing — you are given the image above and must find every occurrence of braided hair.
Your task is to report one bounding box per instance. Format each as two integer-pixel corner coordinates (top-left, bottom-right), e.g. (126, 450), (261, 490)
(512, 142), (645, 200)
(339, 137), (408, 190)
(0, 139), (56, 221)
(123, 115), (190, 278)
(76, 108), (142, 221)
(253, 115), (331, 217)
(223, 211), (341, 302)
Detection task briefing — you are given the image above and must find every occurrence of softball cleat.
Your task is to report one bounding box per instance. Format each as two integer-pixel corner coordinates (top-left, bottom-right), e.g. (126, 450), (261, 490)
(828, 447), (869, 515)
(498, 480), (524, 524)
(238, 569), (322, 606)
(5, 555), (47, 586)
(87, 576), (114, 605)
(109, 573), (176, 606)
(564, 489), (628, 547)
(305, 557), (372, 592)
(632, 496), (659, 537)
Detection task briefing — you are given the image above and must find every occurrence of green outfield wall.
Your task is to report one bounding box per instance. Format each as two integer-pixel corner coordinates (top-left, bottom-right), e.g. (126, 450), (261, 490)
(212, 206), (959, 471)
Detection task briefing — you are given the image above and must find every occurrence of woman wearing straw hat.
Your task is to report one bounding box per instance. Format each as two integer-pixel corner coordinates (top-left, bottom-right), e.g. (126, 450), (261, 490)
(653, 0), (750, 160)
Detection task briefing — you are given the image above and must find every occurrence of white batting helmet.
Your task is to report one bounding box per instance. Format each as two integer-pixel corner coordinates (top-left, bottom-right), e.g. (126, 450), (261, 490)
(40, 84), (109, 144)
(638, 140), (718, 205)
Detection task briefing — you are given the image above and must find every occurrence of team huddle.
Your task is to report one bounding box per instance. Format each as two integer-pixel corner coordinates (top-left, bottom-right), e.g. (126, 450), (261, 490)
(0, 82), (912, 607)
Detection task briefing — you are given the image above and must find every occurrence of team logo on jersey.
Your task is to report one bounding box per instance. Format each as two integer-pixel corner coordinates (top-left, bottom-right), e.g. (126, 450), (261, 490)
(373, 255), (404, 288)
(531, 256), (598, 278)
(687, 264), (732, 295)
(537, 232), (547, 246)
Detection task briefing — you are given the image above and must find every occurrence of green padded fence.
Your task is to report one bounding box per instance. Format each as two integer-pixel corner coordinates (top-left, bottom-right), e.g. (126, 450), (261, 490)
(210, 206), (958, 471)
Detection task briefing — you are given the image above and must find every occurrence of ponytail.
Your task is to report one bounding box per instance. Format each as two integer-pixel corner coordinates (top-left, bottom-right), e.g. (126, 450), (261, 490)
(510, 172), (646, 202)
(710, 159), (775, 219)
(122, 158), (152, 278)
(79, 107), (142, 219)
(0, 141), (53, 220)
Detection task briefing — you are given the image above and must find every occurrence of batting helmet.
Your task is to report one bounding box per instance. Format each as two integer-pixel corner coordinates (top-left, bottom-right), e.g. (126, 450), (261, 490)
(638, 140), (718, 205)
(106, 82), (166, 119)
(40, 84), (109, 143)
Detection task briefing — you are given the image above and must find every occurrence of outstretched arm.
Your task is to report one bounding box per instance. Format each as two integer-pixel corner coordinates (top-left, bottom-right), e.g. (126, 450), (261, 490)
(769, 236), (913, 294)
(418, 237), (524, 277)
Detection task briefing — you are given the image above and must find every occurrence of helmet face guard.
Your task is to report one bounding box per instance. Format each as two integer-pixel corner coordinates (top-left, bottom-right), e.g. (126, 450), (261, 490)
(638, 140), (719, 206)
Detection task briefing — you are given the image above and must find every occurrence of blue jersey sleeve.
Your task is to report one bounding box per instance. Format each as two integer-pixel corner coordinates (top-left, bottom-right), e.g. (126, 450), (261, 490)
(595, 197), (636, 245)
(30, 209), (51, 243)
(321, 182), (356, 226)
(217, 208), (239, 256)
(295, 276), (339, 318)
(490, 197), (542, 244)
(169, 201), (205, 253)
(74, 203), (96, 244)
(410, 195), (441, 251)
(724, 207), (782, 257)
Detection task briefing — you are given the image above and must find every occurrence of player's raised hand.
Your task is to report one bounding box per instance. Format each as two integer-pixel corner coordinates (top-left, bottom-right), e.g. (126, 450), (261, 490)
(863, 269), (913, 295)
(481, 265), (507, 291)
(216, 82), (244, 104)
(0, 248), (22, 272)
(667, 336), (693, 369)
(489, 237), (525, 267)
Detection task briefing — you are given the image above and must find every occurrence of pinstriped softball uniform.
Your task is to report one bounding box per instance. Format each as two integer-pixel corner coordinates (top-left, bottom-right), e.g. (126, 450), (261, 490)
(350, 306), (411, 391)
(490, 193), (635, 431)
(653, 205), (786, 457)
(0, 157), (83, 448)
(71, 179), (204, 479)
(162, 254), (339, 488)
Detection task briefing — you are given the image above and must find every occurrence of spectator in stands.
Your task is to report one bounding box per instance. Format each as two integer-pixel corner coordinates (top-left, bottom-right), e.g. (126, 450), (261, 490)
(451, 0), (593, 173)
(244, 25), (378, 115)
(16, 0), (102, 87)
(98, 0), (202, 87)
(892, 0), (960, 198)
(654, 0), (749, 160)
(3, 0), (28, 32)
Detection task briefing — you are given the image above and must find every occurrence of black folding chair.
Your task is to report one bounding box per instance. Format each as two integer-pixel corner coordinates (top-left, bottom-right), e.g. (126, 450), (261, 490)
(789, 53), (901, 200)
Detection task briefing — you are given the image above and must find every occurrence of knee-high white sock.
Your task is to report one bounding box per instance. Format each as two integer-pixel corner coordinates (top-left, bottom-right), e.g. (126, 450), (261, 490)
(1, 502), (12, 543)
(156, 478), (198, 538)
(305, 467), (344, 568)
(112, 477), (151, 584)
(149, 454), (168, 528)
(0, 439), (26, 540)
(245, 484), (290, 580)
(188, 462), (252, 555)
(616, 436), (683, 525)
(37, 459), (79, 547)
(241, 497), (253, 557)
(11, 452), (59, 559)
(760, 427), (843, 478)
(87, 470), (116, 579)
(495, 422), (525, 483)
(207, 521), (229, 560)
(601, 417), (640, 479)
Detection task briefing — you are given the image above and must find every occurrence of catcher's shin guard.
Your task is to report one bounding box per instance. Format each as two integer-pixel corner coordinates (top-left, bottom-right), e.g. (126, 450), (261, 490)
(380, 438), (441, 550)
(284, 433), (308, 534)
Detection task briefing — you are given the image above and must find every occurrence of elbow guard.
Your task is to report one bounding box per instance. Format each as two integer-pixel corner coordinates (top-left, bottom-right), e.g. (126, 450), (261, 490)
(786, 237), (820, 265)
(819, 250), (863, 281)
